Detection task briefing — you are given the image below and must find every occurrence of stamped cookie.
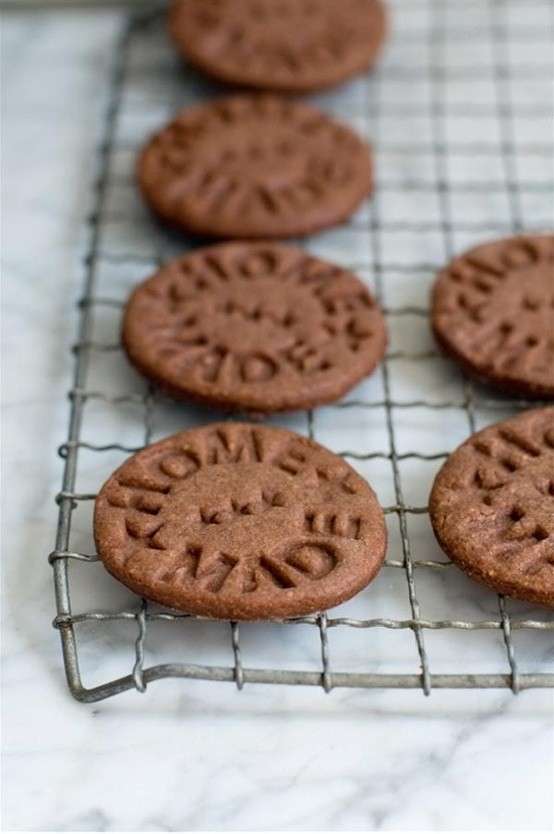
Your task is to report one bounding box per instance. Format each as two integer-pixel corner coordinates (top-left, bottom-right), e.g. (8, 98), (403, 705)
(431, 234), (554, 398)
(122, 242), (387, 413)
(137, 95), (373, 239)
(430, 408), (554, 607)
(168, 0), (387, 93)
(94, 423), (387, 619)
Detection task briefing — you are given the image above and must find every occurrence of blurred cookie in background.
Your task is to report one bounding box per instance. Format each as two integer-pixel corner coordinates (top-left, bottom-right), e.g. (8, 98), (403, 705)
(137, 95), (374, 239)
(169, 0), (388, 93)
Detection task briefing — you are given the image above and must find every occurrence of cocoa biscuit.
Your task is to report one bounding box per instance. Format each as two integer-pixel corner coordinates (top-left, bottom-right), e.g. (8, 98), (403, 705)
(168, 0), (387, 94)
(122, 242), (387, 414)
(431, 234), (554, 399)
(94, 423), (387, 620)
(137, 95), (373, 239)
(429, 408), (554, 607)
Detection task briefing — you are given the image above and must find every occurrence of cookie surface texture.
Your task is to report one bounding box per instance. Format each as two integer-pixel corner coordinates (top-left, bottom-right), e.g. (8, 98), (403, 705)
(430, 408), (554, 607)
(122, 242), (387, 413)
(137, 95), (373, 239)
(168, 0), (387, 93)
(94, 423), (388, 619)
(432, 234), (554, 398)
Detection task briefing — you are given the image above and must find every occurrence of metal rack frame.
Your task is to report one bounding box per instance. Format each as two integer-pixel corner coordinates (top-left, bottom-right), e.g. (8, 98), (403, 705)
(49, 1), (554, 702)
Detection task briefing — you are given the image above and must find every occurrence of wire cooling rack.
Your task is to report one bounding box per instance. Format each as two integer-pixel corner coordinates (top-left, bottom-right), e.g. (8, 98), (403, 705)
(50, 0), (554, 702)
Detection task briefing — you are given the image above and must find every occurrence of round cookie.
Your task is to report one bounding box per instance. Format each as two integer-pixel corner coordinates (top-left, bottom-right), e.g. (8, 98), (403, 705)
(168, 0), (387, 94)
(431, 234), (554, 399)
(137, 95), (373, 239)
(430, 408), (554, 607)
(122, 242), (387, 413)
(94, 423), (387, 620)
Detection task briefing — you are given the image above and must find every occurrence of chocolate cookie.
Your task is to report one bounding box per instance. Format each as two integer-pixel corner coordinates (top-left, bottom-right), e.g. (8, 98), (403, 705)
(431, 234), (554, 398)
(137, 95), (373, 239)
(94, 423), (387, 619)
(430, 408), (554, 607)
(168, 0), (387, 93)
(122, 242), (387, 413)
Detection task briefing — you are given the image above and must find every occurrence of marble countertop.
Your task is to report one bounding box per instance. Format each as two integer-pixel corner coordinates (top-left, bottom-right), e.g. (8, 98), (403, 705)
(2, 6), (553, 832)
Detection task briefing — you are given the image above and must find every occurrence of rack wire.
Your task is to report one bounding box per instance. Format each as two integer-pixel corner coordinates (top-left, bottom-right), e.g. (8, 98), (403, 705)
(50, 0), (554, 701)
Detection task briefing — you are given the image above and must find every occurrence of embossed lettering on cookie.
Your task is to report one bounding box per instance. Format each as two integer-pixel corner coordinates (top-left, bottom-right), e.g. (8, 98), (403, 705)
(137, 96), (373, 240)
(168, 0), (388, 94)
(432, 234), (554, 399)
(121, 242), (387, 413)
(430, 408), (554, 607)
(94, 424), (387, 620)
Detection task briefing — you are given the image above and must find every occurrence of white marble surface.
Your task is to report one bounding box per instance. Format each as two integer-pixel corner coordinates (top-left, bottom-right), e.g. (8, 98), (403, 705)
(2, 6), (554, 832)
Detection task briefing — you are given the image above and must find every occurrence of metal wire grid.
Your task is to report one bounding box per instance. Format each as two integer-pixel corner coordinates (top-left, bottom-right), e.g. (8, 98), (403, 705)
(50, 0), (554, 702)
